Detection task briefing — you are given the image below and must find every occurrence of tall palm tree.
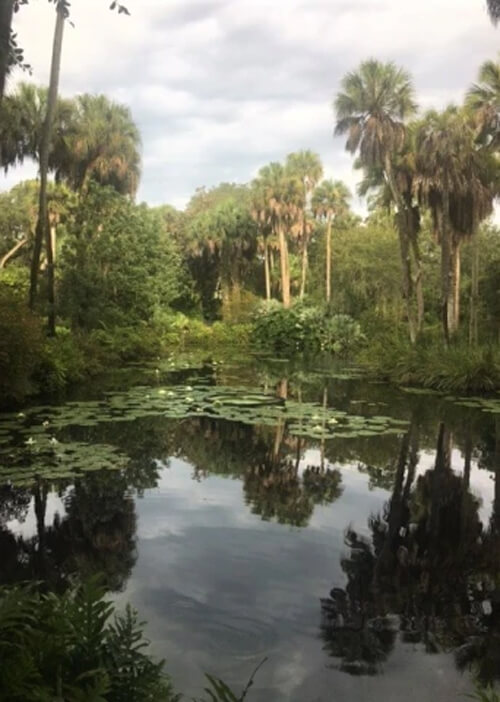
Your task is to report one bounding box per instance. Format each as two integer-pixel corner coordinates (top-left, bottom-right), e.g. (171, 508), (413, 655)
(467, 56), (500, 149)
(414, 106), (496, 342)
(334, 59), (419, 342)
(30, 0), (65, 336)
(312, 179), (351, 304)
(57, 94), (141, 195)
(285, 150), (323, 298)
(254, 163), (301, 308)
(250, 181), (273, 301)
(466, 58), (500, 343)
(27, 0), (131, 331)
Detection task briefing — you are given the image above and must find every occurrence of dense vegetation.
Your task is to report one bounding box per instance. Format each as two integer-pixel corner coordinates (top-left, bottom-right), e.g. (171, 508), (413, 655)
(2, 54), (500, 401)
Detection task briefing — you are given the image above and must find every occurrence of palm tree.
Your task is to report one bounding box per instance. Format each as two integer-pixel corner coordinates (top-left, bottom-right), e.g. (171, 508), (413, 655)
(312, 179), (351, 304)
(250, 181), (273, 300)
(414, 106), (496, 342)
(334, 59), (419, 342)
(285, 150), (323, 298)
(466, 58), (500, 343)
(29, 0), (65, 335)
(28, 1), (131, 331)
(467, 56), (500, 149)
(254, 163), (301, 308)
(57, 94), (141, 195)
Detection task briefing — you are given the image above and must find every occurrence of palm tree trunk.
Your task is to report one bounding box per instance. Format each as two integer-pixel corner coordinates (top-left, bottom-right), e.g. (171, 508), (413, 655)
(299, 236), (308, 299)
(278, 219), (290, 308)
(397, 226), (417, 344)
(449, 237), (461, 336)
(325, 216), (332, 304)
(29, 3), (65, 322)
(299, 207), (308, 299)
(0, 0), (14, 102)
(50, 222), (57, 263)
(410, 231), (424, 332)
(264, 238), (271, 301)
(469, 230), (479, 346)
(0, 238), (27, 268)
(384, 155), (417, 344)
(440, 190), (453, 345)
(45, 220), (56, 335)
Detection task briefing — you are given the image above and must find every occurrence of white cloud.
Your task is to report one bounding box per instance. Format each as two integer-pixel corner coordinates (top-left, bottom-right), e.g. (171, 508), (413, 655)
(2, 0), (498, 210)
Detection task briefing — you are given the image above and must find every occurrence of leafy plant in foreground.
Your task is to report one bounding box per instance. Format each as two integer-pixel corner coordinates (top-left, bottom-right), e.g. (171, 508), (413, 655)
(0, 579), (178, 702)
(193, 659), (267, 702)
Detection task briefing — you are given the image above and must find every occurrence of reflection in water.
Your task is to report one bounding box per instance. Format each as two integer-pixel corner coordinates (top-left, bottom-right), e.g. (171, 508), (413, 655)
(321, 420), (500, 685)
(0, 473), (137, 591)
(1, 370), (500, 699)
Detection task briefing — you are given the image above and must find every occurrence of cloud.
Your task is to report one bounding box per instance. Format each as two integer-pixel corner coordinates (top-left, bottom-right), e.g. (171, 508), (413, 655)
(2, 0), (498, 211)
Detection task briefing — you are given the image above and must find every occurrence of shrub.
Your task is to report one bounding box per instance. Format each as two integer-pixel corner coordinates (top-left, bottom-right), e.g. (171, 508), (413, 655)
(358, 336), (500, 393)
(0, 285), (44, 403)
(0, 580), (178, 702)
(253, 302), (365, 356)
(89, 324), (164, 362)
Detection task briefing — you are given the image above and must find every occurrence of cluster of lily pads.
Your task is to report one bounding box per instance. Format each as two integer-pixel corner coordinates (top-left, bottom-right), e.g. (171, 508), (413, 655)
(0, 384), (410, 487)
(0, 414), (128, 487)
(445, 395), (500, 414)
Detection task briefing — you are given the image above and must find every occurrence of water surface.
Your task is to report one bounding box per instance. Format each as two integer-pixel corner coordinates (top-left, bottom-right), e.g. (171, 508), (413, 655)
(1, 358), (499, 700)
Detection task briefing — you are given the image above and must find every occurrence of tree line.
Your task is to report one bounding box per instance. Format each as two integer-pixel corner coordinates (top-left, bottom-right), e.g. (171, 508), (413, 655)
(0, 0), (499, 358)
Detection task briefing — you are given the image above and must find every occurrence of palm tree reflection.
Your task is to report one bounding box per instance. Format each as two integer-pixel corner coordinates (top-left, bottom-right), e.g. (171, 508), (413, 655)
(321, 421), (500, 682)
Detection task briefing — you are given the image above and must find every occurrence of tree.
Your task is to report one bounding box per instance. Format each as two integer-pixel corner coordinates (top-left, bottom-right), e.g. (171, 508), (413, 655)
(414, 106), (496, 342)
(250, 179), (273, 301)
(24, 0), (130, 333)
(59, 185), (183, 330)
(56, 94), (141, 195)
(334, 59), (419, 342)
(467, 56), (500, 149)
(253, 162), (301, 308)
(29, 0), (65, 335)
(185, 195), (257, 319)
(312, 179), (351, 304)
(285, 150), (323, 298)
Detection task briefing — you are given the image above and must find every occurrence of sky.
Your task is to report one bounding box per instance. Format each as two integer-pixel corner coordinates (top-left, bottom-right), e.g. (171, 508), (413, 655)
(2, 0), (499, 212)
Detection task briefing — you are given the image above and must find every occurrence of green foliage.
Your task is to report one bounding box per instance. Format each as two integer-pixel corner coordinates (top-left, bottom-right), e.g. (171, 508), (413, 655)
(35, 328), (90, 392)
(470, 686), (500, 702)
(59, 185), (184, 331)
(193, 659), (266, 702)
(359, 335), (500, 392)
(253, 302), (365, 356)
(0, 283), (44, 402)
(0, 580), (178, 702)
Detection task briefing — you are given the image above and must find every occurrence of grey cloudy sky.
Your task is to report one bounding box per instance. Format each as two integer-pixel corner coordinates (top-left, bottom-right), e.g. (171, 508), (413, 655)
(2, 0), (499, 211)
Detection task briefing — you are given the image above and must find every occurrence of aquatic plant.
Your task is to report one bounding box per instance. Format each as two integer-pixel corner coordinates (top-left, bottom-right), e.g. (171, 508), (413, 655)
(0, 384), (410, 486)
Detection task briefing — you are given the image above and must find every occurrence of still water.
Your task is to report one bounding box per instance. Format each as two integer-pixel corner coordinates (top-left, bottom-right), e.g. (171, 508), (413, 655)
(1, 358), (499, 700)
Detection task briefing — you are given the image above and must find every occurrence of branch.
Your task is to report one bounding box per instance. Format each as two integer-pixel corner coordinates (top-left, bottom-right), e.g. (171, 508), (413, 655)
(0, 238), (28, 268)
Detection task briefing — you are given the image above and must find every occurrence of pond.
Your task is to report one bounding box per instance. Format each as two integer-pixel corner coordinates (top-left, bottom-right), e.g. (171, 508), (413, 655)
(0, 356), (499, 701)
